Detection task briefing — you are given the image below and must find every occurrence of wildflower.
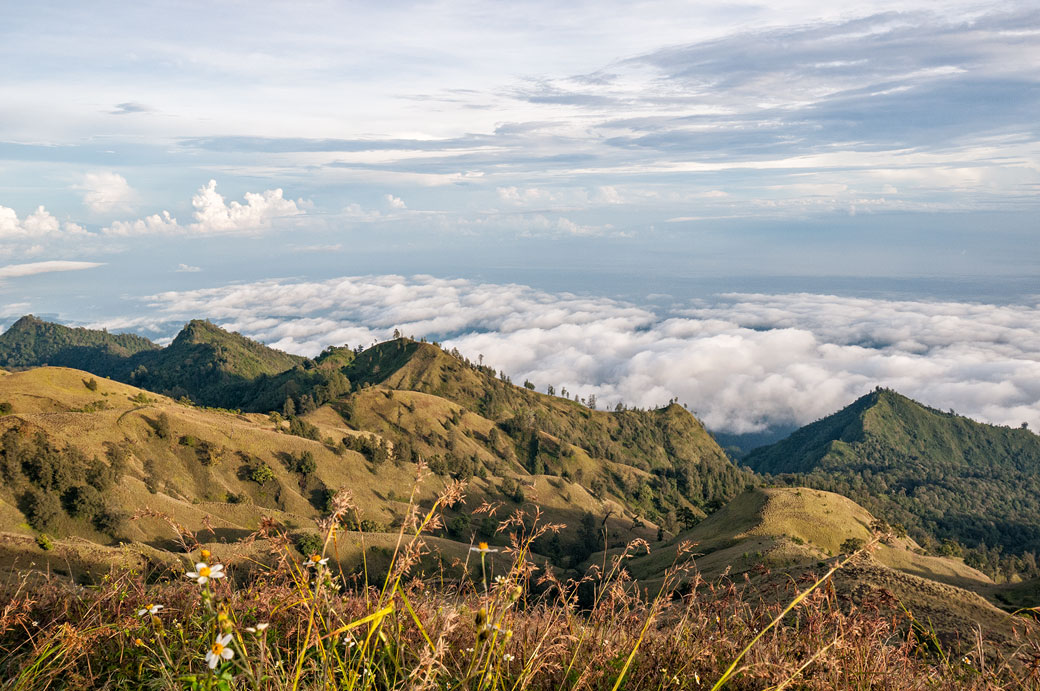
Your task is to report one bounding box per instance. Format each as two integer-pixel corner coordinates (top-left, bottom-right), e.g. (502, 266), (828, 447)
(134, 638), (144, 646)
(471, 541), (498, 553)
(205, 633), (234, 669)
(305, 553), (329, 567)
(186, 561), (225, 585)
(137, 603), (164, 617)
(245, 622), (269, 633)
(503, 653), (515, 662)
(494, 575), (508, 585)
(200, 549), (211, 561)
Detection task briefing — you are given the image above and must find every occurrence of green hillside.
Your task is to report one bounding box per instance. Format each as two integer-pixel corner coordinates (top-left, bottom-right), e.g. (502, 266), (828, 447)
(126, 319), (308, 405)
(0, 316), (327, 410)
(0, 314), (159, 370)
(341, 338), (750, 516)
(744, 388), (1040, 577)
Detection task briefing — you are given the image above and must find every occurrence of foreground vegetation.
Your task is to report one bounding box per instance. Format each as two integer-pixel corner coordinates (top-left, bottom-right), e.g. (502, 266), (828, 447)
(3, 468), (1040, 690)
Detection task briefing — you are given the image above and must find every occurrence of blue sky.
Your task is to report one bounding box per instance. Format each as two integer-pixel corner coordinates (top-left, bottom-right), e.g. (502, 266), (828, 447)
(1, 1), (1038, 434)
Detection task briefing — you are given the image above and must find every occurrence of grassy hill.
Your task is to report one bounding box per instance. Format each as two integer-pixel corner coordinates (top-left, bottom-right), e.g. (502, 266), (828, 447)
(744, 388), (1040, 577)
(0, 364), (689, 581)
(2, 364), (1038, 666)
(342, 339), (749, 514)
(617, 486), (1019, 651)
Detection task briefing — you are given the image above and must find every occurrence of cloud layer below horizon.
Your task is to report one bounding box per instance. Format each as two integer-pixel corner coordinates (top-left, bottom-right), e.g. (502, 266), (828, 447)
(86, 275), (1040, 435)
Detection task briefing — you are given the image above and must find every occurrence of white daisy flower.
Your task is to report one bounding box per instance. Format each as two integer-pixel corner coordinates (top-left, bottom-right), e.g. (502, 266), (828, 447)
(137, 603), (164, 617)
(503, 653), (515, 662)
(470, 541), (498, 553)
(245, 622), (269, 633)
(186, 562), (225, 585)
(305, 553), (329, 568)
(205, 632), (234, 669)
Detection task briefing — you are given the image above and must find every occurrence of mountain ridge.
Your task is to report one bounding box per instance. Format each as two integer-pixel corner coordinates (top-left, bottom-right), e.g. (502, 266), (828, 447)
(744, 387), (1040, 577)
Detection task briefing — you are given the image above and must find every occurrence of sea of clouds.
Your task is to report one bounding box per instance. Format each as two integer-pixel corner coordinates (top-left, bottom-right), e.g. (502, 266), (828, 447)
(95, 274), (1040, 435)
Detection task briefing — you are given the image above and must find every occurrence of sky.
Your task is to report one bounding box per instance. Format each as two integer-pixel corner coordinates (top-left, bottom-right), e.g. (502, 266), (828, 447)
(0, 1), (1038, 437)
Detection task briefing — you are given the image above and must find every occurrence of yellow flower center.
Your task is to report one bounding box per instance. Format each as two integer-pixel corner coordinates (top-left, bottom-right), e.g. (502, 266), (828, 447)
(200, 549), (211, 560)
(478, 542), (489, 551)
(311, 554), (321, 562)
(146, 604), (154, 610)
(199, 566), (211, 577)
(211, 642), (224, 655)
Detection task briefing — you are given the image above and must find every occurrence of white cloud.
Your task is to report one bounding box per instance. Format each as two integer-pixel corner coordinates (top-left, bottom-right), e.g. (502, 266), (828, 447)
(0, 260), (104, 279)
(104, 180), (304, 236)
(384, 194), (407, 209)
(190, 179), (302, 234)
(0, 205), (88, 241)
(105, 211), (179, 236)
(78, 172), (136, 214)
(107, 275), (1040, 435)
(175, 263), (201, 272)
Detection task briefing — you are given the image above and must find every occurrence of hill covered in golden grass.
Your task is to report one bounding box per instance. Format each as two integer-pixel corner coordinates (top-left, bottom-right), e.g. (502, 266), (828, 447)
(0, 356), (739, 584)
(2, 321), (1039, 664)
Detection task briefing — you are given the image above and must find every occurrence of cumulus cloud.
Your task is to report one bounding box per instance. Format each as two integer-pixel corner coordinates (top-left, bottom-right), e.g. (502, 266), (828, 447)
(0, 205), (88, 241)
(384, 194), (406, 209)
(109, 275), (1040, 435)
(104, 210), (179, 236)
(104, 180), (304, 236)
(190, 180), (302, 233)
(78, 172), (136, 213)
(0, 260), (103, 279)
(175, 263), (201, 273)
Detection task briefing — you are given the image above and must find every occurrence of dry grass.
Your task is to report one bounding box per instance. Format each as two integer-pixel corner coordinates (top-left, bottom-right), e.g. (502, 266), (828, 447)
(3, 467), (1040, 690)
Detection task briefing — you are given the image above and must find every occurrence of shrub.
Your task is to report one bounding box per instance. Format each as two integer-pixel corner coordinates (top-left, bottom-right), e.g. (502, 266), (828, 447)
(289, 450), (317, 475)
(66, 484), (104, 519)
(92, 506), (125, 536)
(841, 537), (865, 554)
(35, 533), (53, 550)
(23, 489), (62, 531)
(295, 532), (324, 557)
(0, 401), (11, 415)
(249, 461), (276, 485)
(83, 378), (98, 391)
(287, 416), (321, 441)
(154, 413), (172, 440)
